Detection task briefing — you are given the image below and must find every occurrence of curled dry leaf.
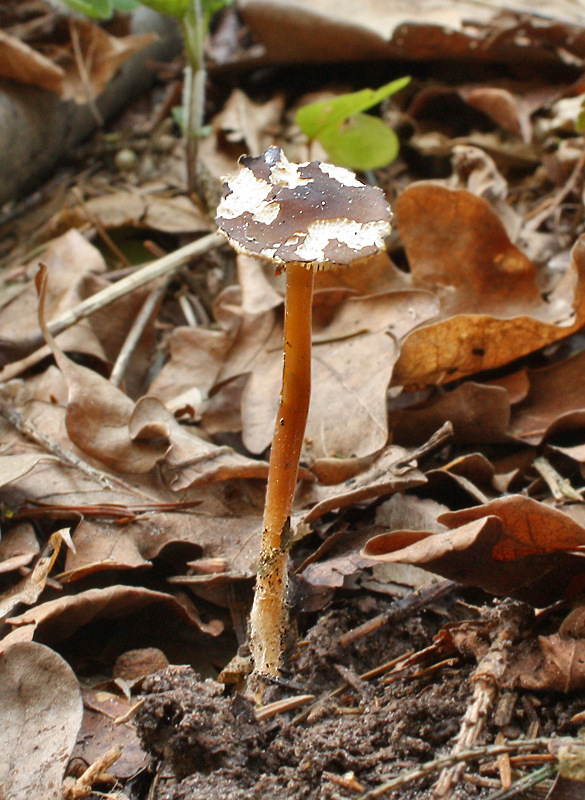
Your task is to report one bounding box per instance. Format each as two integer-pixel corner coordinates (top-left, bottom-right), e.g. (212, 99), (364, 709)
(36, 265), (170, 473)
(392, 184), (585, 388)
(58, 19), (157, 103)
(59, 512), (262, 587)
(2, 585), (223, 653)
(0, 529), (70, 622)
(363, 495), (585, 606)
(0, 29), (64, 92)
(0, 523), (39, 575)
(0, 642), (83, 800)
(62, 190), (212, 235)
(509, 349), (585, 444)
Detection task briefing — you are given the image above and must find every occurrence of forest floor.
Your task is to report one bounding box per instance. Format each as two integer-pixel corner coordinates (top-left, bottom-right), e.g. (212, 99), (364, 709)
(2, 2), (585, 799)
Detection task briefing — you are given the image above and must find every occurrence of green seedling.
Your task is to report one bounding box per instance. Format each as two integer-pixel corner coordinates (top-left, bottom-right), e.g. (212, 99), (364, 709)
(296, 76), (410, 171)
(58, 0), (233, 198)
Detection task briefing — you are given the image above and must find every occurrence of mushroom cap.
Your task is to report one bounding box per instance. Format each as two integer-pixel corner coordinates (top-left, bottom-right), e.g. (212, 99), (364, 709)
(215, 146), (392, 270)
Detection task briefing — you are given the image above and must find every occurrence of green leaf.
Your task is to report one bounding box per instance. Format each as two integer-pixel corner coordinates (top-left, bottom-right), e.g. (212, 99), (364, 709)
(112, 0), (140, 10)
(317, 113), (400, 171)
(137, 0), (190, 19)
(59, 0), (113, 18)
(296, 76), (410, 140)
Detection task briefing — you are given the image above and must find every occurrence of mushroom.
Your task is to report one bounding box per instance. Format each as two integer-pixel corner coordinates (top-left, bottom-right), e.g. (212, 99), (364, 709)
(216, 146), (392, 680)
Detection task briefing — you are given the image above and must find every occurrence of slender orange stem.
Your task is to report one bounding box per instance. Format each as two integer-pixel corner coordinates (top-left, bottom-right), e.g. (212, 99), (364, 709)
(249, 262), (314, 677)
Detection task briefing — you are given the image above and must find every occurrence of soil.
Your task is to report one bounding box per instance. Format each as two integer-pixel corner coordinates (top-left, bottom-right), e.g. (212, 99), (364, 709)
(134, 590), (580, 800)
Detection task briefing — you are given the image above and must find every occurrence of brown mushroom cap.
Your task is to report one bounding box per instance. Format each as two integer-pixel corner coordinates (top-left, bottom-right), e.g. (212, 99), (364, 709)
(215, 146), (392, 271)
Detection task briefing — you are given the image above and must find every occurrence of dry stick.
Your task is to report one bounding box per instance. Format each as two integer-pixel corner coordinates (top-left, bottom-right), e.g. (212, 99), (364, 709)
(70, 186), (130, 267)
(249, 263), (314, 677)
(0, 231), (223, 383)
(339, 580), (457, 647)
(357, 739), (552, 800)
(434, 616), (520, 797)
(110, 280), (168, 387)
(0, 399), (117, 491)
(524, 147), (585, 231)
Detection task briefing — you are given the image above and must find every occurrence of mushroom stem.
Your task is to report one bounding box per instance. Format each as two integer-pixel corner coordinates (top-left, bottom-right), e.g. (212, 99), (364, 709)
(249, 261), (314, 677)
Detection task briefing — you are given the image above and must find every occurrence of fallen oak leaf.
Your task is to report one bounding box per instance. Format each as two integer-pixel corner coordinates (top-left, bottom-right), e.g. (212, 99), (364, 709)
(300, 423), (451, 524)
(363, 495), (585, 606)
(392, 185), (585, 388)
(35, 265), (170, 473)
(1, 585), (223, 653)
(0, 642), (83, 800)
(0, 529), (72, 622)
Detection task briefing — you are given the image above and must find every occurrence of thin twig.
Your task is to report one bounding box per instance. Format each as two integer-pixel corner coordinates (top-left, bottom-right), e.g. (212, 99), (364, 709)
(0, 231), (223, 381)
(110, 280), (168, 387)
(524, 148), (585, 231)
(434, 614), (522, 797)
(358, 739), (553, 800)
(0, 400), (152, 497)
(533, 456), (583, 502)
(0, 400), (115, 490)
(70, 186), (130, 267)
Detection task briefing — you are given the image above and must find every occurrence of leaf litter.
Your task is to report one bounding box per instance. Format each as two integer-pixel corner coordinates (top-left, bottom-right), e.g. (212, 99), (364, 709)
(5, 1), (585, 798)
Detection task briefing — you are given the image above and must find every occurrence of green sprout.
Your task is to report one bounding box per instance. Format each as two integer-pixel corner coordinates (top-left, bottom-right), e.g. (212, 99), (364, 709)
(57, 0), (233, 199)
(296, 76), (410, 171)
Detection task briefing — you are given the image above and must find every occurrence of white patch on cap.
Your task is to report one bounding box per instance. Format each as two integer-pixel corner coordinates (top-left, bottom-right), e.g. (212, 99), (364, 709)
(318, 162), (364, 188)
(293, 218), (391, 262)
(217, 167), (271, 220)
(271, 158), (312, 188)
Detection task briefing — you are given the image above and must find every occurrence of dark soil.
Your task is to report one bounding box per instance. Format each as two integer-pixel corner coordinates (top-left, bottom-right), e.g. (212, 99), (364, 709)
(134, 591), (579, 799)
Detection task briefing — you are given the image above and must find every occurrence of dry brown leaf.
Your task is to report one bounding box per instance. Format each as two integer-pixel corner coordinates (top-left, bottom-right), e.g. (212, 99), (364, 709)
(2, 585), (223, 652)
(363, 495), (585, 606)
(392, 186), (585, 388)
(503, 632), (585, 692)
(0, 230), (151, 368)
(0, 452), (59, 486)
(220, 289), (438, 458)
(0, 29), (64, 92)
(0, 641), (83, 800)
(299, 441), (429, 524)
(235, 0), (585, 68)
(63, 190), (212, 234)
(302, 493), (446, 590)
(0, 523), (39, 575)
(0, 529), (69, 621)
(71, 689), (149, 780)
(59, 511), (262, 585)
(509, 350), (585, 444)
(58, 19), (157, 103)
(148, 326), (233, 414)
(390, 382), (511, 446)
(35, 263), (170, 472)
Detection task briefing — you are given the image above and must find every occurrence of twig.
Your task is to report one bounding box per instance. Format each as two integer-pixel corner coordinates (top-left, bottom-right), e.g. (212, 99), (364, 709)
(533, 456), (582, 502)
(484, 763), (556, 799)
(0, 399), (117, 490)
(339, 581), (457, 647)
(434, 613), (522, 797)
(255, 694), (315, 721)
(110, 280), (168, 387)
(524, 147), (585, 231)
(70, 186), (130, 267)
(358, 739), (552, 800)
(62, 746), (122, 800)
(0, 231), (223, 380)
